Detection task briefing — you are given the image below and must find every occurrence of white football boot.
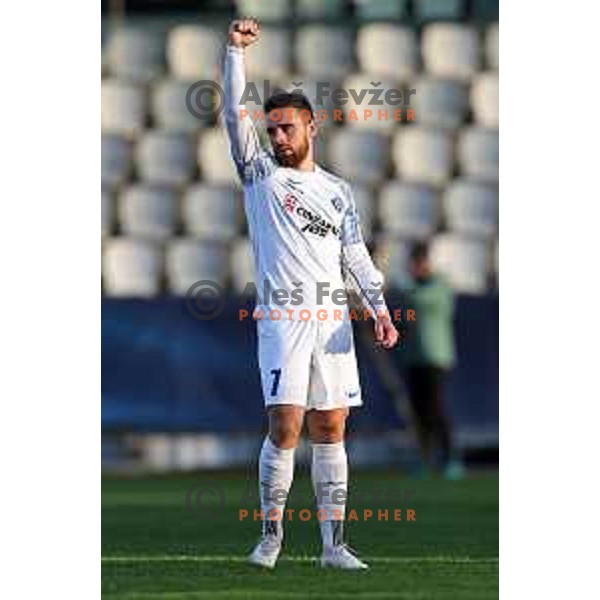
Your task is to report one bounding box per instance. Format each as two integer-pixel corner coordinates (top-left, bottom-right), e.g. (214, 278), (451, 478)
(248, 520), (282, 569)
(320, 544), (369, 570)
(248, 535), (281, 569)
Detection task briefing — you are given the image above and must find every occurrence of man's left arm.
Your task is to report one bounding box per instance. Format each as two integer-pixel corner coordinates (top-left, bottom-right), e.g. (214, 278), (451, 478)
(340, 184), (399, 349)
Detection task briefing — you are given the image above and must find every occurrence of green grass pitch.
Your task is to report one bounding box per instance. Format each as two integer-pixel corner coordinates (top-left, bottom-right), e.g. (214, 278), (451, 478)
(102, 470), (498, 599)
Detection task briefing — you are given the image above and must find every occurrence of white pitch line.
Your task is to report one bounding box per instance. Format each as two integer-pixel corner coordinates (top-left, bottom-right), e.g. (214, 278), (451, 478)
(103, 592), (434, 599)
(102, 555), (498, 565)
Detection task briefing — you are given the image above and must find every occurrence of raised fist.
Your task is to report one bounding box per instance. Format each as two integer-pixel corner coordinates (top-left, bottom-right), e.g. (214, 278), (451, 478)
(228, 18), (260, 48)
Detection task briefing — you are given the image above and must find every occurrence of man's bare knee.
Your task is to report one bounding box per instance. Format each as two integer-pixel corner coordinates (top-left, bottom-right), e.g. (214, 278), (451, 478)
(313, 422), (343, 443)
(307, 409), (347, 443)
(268, 406), (304, 449)
(269, 422), (301, 448)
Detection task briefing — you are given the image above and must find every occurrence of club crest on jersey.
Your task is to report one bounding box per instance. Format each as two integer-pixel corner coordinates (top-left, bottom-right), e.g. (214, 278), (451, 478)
(283, 193), (297, 213)
(330, 196), (343, 213)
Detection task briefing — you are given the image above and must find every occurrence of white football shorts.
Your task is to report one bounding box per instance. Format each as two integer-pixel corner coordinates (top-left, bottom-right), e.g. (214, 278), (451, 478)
(256, 317), (363, 410)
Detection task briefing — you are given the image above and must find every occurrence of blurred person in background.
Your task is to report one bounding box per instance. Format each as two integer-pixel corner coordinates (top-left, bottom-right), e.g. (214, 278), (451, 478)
(402, 242), (464, 479)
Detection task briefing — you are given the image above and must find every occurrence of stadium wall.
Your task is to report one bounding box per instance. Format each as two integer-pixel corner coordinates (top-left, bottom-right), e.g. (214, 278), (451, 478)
(102, 295), (498, 439)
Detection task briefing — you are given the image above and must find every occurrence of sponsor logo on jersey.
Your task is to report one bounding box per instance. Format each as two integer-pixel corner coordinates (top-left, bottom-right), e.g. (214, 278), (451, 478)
(297, 206), (341, 238)
(281, 194), (341, 239)
(330, 196), (343, 213)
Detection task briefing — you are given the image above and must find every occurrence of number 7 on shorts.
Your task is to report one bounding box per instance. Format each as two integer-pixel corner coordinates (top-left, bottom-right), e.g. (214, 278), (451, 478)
(270, 368), (281, 397)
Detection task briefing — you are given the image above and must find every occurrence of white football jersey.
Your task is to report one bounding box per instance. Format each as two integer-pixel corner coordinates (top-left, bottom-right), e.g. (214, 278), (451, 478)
(224, 46), (386, 320)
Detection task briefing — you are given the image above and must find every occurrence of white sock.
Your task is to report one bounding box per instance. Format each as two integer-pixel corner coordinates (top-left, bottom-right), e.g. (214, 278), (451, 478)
(312, 441), (348, 549)
(259, 436), (295, 541)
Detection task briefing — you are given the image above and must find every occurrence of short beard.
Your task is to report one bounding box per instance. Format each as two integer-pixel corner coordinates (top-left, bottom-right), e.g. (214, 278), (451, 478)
(274, 136), (310, 168)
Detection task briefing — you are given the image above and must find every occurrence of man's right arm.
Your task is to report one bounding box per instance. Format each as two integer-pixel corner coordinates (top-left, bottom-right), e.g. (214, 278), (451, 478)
(223, 18), (267, 182)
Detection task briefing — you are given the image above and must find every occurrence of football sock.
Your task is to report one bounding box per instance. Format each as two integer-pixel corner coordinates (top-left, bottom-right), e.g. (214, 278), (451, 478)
(311, 441), (348, 549)
(259, 436), (295, 541)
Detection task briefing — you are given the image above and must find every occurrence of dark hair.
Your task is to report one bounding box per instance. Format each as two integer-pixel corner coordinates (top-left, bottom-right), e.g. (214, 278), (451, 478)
(264, 92), (314, 119)
(410, 241), (429, 262)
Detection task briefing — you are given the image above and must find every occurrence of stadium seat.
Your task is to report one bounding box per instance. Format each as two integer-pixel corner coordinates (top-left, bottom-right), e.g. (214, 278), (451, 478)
(351, 0), (408, 20)
(356, 25), (418, 80)
(166, 239), (230, 295)
(296, 0), (345, 19)
(444, 179), (498, 238)
(105, 28), (164, 83)
(295, 26), (353, 79)
(102, 134), (133, 188)
(197, 127), (240, 186)
(103, 238), (162, 297)
(152, 79), (210, 132)
(350, 185), (375, 243)
(430, 234), (490, 294)
(413, 0), (465, 22)
(457, 127), (499, 182)
(327, 130), (390, 185)
(373, 237), (412, 290)
(101, 80), (147, 137)
(245, 28), (292, 79)
(378, 182), (438, 239)
(182, 184), (241, 240)
(392, 127), (454, 187)
(341, 74), (401, 131)
(119, 185), (177, 240)
(166, 25), (221, 80)
(421, 24), (479, 81)
(471, 72), (499, 127)
(411, 77), (469, 128)
(102, 189), (114, 237)
(486, 23), (499, 70)
(234, 0), (292, 22)
(230, 237), (256, 295)
(136, 130), (196, 186)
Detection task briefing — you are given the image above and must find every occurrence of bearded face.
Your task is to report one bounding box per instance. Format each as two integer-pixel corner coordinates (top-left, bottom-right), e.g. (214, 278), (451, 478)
(266, 108), (314, 168)
(273, 128), (310, 167)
